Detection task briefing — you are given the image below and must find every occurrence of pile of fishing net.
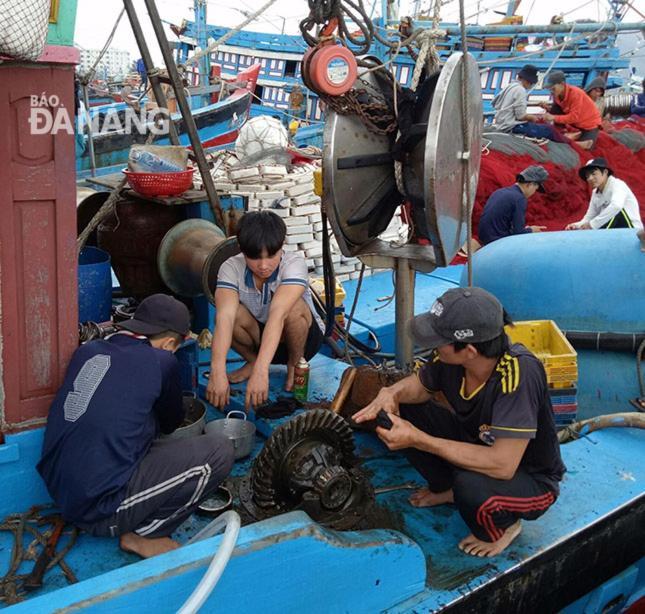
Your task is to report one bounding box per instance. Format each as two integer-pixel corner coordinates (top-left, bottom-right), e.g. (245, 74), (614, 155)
(473, 117), (645, 238)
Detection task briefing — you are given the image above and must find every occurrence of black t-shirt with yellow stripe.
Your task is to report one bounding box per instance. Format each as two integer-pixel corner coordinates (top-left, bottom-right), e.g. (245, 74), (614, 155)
(418, 343), (566, 493)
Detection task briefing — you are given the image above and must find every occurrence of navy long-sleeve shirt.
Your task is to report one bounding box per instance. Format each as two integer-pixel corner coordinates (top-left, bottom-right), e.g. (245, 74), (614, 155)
(478, 184), (532, 245)
(37, 333), (184, 524)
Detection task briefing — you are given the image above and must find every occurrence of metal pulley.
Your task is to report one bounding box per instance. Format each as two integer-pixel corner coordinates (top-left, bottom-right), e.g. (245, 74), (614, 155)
(157, 218), (239, 303)
(239, 410), (374, 530)
(322, 52), (483, 268)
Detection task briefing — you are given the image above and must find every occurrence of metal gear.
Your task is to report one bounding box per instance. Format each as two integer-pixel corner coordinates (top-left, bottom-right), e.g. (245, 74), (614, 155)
(239, 410), (374, 530)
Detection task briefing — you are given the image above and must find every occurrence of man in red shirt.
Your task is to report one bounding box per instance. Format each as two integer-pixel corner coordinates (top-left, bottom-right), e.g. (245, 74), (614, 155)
(539, 70), (601, 150)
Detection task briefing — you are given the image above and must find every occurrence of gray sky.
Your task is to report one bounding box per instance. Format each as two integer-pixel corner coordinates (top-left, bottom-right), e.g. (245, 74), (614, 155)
(74, 0), (644, 73)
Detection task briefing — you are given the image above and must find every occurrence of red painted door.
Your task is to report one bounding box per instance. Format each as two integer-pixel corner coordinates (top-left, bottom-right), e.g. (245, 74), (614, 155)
(0, 62), (78, 432)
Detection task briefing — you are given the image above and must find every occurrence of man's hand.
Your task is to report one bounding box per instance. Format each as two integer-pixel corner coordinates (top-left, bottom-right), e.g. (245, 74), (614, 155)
(542, 112), (555, 122)
(205, 371), (230, 409)
(528, 225), (547, 232)
(245, 367), (269, 410)
(375, 413), (420, 450)
(353, 386), (400, 423)
(565, 222), (590, 230)
(537, 101), (551, 110)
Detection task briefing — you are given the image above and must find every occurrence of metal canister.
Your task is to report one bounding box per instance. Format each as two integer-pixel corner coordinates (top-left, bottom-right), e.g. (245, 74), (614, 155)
(293, 357), (310, 403)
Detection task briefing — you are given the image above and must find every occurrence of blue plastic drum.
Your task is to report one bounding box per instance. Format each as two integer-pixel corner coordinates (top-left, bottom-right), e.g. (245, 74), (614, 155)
(78, 246), (112, 323)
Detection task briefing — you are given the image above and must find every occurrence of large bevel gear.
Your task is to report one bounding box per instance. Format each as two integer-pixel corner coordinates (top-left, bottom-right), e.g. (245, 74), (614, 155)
(239, 410), (374, 530)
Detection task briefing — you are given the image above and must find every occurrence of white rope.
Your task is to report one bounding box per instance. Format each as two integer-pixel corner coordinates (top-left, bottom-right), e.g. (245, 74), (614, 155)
(185, 0), (280, 67)
(80, 7), (125, 84)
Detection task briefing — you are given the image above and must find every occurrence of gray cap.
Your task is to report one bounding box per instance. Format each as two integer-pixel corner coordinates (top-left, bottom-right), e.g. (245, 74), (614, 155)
(409, 287), (505, 349)
(585, 77), (606, 93)
(544, 70), (566, 87)
(516, 165), (549, 192)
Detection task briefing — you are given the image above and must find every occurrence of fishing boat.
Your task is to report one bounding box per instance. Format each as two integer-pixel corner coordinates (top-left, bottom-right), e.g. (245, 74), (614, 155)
(76, 64), (260, 177)
(171, 0), (643, 129)
(0, 0), (644, 612)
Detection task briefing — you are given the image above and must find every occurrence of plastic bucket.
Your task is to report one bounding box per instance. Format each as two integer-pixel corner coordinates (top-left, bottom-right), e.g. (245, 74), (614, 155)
(78, 246), (112, 323)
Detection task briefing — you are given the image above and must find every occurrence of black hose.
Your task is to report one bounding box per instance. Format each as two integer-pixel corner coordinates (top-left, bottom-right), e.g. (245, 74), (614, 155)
(563, 331), (645, 353)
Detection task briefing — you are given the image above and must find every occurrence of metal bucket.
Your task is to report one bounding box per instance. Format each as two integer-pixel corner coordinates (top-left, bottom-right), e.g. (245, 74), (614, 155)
(78, 246), (112, 323)
(157, 219), (240, 304)
(206, 410), (256, 459)
(163, 393), (206, 439)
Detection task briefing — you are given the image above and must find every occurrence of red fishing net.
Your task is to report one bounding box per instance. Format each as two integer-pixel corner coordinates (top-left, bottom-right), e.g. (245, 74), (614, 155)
(473, 117), (645, 237)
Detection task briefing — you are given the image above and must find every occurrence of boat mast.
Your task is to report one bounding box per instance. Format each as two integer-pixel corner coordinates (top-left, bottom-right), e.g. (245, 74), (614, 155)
(194, 0), (212, 109)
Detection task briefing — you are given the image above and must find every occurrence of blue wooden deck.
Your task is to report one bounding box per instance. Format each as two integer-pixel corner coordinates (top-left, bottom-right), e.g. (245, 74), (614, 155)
(1, 268), (643, 611)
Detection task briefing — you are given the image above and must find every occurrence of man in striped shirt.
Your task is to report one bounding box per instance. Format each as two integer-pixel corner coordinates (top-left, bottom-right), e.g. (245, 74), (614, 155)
(207, 211), (324, 410)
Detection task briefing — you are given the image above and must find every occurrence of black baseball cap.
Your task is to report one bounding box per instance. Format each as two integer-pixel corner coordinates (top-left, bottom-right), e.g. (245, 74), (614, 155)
(118, 293), (191, 337)
(517, 165), (549, 192)
(544, 70), (566, 87)
(517, 64), (538, 85)
(577, 157), (613, 180)
(410, 287), (505, 349)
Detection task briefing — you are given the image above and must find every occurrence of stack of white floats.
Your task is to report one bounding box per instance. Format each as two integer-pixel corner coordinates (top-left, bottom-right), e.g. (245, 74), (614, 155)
(194, 156), (404, 282)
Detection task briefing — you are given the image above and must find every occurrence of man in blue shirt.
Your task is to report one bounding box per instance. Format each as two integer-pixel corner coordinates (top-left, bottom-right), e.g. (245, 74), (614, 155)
(478, 166), (549, 246)
(38, 294), (234, 558)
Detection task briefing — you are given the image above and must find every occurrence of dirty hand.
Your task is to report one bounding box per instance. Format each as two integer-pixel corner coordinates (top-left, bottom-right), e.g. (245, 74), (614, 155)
(245, 368), (269, 410)
(206, 371), (230, 409)
(543, 113), (554, 122)
(375, 413), (419, 450)
(353, 387), (400, 423)
(529, 225), (547, 233)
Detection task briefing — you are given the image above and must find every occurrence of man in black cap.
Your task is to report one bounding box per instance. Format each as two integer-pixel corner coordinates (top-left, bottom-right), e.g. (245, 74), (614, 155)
(38, 294), (234, 558)
(478, 165), (549, 245)
(539, 70), (602, 149)
(566, 158), (643, 231)
(354, 287), (565, 557)
(492, 65), (564, 142)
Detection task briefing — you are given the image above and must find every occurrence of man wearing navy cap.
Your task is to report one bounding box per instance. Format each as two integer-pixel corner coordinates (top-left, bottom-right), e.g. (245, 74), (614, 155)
(478, 165), (549, 245)
(354, 287), (565, 557)
(38, 294), (234, 558)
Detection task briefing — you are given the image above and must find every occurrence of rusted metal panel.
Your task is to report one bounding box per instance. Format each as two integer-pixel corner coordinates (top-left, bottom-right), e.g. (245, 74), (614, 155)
(0, 63), (78, 431)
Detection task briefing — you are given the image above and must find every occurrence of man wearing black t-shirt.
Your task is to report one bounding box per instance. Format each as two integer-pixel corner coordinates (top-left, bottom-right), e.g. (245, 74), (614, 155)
(354, 287), (565, 557)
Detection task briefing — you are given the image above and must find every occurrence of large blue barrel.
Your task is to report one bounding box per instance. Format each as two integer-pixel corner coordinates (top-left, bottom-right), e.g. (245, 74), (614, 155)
(78, 246), (112, 322)
(463, 229), (645, 333)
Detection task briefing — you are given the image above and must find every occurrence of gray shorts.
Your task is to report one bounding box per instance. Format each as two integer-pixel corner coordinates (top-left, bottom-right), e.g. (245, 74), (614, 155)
(81, 430), (234, 538)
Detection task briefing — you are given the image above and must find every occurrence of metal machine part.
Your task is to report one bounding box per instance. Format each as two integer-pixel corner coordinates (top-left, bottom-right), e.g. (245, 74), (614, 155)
(323, 52), (482, 268)
(239, 410), (374, 530)
(157, 219), (239, 303)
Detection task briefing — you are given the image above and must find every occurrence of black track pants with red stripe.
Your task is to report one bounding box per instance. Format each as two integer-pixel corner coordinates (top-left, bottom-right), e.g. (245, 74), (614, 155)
(399, 402), (557, 542)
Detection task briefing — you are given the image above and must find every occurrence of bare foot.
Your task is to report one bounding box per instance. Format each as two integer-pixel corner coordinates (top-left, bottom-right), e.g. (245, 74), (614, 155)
(409, 487), (454, 508)
(119, 532), (180, 558)
(458, 520), (522, 557)
(228, 362), (254, 384)
(285, 365), (295, 392)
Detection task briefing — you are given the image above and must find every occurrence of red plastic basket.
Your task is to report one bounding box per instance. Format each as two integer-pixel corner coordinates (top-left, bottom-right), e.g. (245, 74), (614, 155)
(122, 168), (195, 197)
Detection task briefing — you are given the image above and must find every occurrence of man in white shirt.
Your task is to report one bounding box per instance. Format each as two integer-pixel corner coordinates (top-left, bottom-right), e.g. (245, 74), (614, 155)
(566, 158), (643, 231)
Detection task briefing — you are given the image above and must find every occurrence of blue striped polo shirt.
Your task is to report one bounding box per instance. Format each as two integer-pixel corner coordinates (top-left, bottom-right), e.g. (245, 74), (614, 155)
(217, 252), (324, 331)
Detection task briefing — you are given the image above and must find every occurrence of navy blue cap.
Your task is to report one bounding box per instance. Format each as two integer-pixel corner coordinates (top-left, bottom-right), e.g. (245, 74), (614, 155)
(118, 294), (190, 337)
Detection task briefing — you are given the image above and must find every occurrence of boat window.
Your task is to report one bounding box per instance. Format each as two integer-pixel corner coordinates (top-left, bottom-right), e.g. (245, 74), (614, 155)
(285, 60), (298, 78)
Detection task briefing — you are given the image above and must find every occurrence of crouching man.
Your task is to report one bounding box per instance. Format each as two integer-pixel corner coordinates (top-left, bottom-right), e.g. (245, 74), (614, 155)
(207, 210), (324, 410)
(38, 294), (234, 558)
(354, 287), (565, 557)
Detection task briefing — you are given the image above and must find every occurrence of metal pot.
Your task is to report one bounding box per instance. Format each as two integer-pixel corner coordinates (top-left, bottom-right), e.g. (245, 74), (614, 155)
(163, 393), (206, 439)
(205, 410), (256, 459)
